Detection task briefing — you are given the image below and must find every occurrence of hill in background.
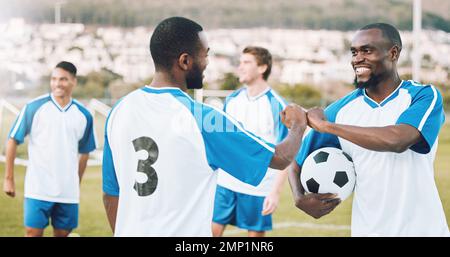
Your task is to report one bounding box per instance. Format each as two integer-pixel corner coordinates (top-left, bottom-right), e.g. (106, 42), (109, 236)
(1, 0), (449, 31)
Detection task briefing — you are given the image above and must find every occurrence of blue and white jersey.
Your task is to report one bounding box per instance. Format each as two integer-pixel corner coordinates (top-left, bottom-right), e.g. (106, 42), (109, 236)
(217, 86), (288, 196)
(296, 80), (449, 236)
(102, 86), (275, 236)
(9, 94), (96, 204)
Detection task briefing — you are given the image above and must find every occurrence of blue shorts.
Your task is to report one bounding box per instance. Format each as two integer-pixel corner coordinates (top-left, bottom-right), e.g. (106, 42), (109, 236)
(24, 198), (78, 230)
(213, 185), (272, 231)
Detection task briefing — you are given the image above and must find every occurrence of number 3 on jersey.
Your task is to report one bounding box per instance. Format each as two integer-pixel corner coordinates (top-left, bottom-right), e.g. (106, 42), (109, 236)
(132, 136), (159, 196)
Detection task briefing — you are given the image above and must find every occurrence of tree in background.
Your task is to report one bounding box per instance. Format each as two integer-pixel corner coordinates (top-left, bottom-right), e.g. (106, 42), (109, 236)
(219, 72), (240, 91)
(275, 83), (323, 109)
(73, 68), (122, 99)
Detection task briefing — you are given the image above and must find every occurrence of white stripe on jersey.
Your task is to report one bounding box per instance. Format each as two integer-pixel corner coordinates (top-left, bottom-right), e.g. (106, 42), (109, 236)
(10, 105), (27, 138)
(418, 86), (438, 131)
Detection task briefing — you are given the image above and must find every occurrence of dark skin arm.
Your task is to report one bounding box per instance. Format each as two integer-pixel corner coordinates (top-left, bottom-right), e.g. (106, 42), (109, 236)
(289, 107), (422, 219)
(269, 104), (307, 170)
(307, 107), (422, 153)
(288, 162), (341, 219)
(103, 193), (119, 233)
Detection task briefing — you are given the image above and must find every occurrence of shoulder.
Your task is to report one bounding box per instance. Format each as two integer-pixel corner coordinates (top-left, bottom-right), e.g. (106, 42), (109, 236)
(324, 89), (363, 121)
(266, 88), (288, 108)
(26, 94), (51, 109)
(108, 88), (146, 115)
(72, 99), (93, 120)
(19, 94), (52, 119)
(225, 87), (246, 105)
(229, 87), (246, 98)
(326, 89), (362, 111)
(401, 80), (442, 100)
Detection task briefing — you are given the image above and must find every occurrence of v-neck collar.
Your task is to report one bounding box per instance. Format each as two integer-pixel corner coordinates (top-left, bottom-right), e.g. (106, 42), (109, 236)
(245, 86), (270, 101)
(50, 93), (73, 112)
(362, 80), (404, 109)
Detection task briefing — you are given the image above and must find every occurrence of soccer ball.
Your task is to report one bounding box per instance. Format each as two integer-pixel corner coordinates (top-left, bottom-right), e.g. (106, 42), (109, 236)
(300, 147), (356, 201)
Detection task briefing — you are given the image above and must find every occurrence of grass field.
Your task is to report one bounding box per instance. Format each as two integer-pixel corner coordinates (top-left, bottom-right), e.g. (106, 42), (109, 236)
(0, 124), (449, 237)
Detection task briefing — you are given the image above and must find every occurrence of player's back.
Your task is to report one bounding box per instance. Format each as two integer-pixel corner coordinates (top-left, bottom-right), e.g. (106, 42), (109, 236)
(105, 87), (217, 236)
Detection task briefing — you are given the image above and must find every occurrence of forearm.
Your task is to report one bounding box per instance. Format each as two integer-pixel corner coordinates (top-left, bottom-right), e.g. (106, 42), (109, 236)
(270, 124), (306, 169)
(287, 162), (305, 202)
(4, 139), (18, 180)
(322, 122), (421, 153)
(103, 194), (119, 233)
(78, 154), (89, 183)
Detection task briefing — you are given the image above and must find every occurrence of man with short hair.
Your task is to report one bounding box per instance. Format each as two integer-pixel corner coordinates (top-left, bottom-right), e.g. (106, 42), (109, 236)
(102, 17), (308, 237)
(3, 61), (96, 237)
(212, 46), (289, 237)
(289, 23), (449, 236)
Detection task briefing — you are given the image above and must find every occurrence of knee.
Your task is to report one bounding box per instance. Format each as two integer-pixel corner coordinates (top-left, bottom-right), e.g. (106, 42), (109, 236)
(25, 227), (44, 237)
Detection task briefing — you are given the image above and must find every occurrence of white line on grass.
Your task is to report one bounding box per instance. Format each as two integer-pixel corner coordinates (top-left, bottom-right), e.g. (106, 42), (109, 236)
(223, 221), (350, 235)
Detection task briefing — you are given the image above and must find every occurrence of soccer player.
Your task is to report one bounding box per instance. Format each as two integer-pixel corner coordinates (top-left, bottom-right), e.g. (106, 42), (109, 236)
(289, 23), (449, 236)
(212, 46), (289, 237)
(3, 61), (97, 237)
(102, 17), (307, 237)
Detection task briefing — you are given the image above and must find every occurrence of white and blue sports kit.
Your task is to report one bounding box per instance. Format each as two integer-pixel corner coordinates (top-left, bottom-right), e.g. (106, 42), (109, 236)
(102, 86), (276, 236)
(296, 80), (449, 236)
(9, 93), (96, 229)
(214, 87), (288, 231)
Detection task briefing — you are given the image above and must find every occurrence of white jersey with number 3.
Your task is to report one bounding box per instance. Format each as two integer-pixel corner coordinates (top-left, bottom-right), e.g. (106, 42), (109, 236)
(102, 86), (275, 236)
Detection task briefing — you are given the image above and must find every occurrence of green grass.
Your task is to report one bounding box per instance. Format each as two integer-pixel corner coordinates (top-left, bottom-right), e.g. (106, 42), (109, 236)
(1, 124), (449, 237)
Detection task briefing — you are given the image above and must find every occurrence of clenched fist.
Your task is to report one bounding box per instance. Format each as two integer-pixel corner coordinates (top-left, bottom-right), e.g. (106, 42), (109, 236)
(281, 104), (307, 129)
(3, 178), (16, 198)
(306, 107), (328, 132)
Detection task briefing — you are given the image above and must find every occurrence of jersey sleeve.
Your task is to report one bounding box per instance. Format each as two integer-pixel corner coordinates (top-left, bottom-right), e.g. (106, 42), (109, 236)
(198, 104), (275, 186)
(102, 118), (120, 196)
(396, 85), (445, 154)
(295, 98), (347, 167)
(295, 90), (362, 167)
(78, 111), (97, 153)
(275, 119), (289, 144)
(8, 105), (31, 145)
(268, 91), (289, 143)
(295, 129), (341, 167)
(223, 88), (241, 113)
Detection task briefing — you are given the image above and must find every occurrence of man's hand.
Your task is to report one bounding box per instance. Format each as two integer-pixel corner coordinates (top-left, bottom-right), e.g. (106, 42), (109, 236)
(281, 104), (307, 129)
(306, 107), (328, 133)
(294, 193), (341, 219)
(3, 178), (16, 198)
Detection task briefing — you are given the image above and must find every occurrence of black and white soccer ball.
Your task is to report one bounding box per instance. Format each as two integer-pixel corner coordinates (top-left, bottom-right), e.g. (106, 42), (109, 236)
(301, 147), (356, 201)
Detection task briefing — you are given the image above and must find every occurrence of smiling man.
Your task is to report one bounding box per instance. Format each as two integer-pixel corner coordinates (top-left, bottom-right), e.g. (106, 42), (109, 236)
(288, 23), (449, 236)
(3, 61), (97, 237)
